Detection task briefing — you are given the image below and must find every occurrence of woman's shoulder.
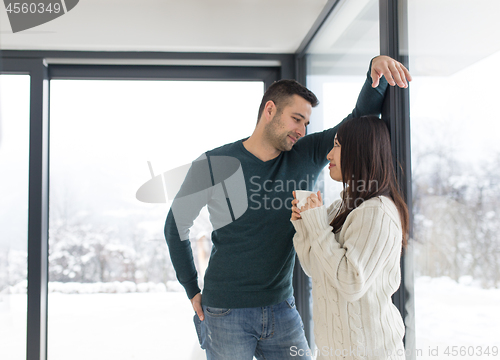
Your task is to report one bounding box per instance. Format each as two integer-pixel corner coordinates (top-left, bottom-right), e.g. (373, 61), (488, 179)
(350, 196), (401, 226)
(326, 199), (342, 222)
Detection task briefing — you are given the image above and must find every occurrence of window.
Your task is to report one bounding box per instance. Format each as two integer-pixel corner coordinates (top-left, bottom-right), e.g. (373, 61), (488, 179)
(304, 0), (380, 350)
(48, 79), (263, 360)
(408, 0), (500, 354)
(0, 74), (30, 360)
(305, 0), (380, 205)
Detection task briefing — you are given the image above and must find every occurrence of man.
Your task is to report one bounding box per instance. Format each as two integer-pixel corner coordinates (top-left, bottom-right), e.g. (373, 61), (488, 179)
(164, 55), (411, 359)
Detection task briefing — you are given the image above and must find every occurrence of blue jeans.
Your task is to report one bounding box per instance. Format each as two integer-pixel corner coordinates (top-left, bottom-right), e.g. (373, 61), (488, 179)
(193, 296), (312, 360)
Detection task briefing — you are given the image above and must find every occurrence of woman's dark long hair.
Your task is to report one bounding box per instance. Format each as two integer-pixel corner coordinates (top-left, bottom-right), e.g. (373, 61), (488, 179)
(330, 115), (409, 247)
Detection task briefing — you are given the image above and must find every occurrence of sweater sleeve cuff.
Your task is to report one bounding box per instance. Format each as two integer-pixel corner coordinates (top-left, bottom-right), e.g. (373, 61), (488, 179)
(300, 205), (331, 236)
(185, 282), (201, 300)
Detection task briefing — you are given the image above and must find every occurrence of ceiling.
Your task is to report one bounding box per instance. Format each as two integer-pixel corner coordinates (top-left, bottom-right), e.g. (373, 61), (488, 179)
(2, 0), (500, 77)
(0, 0), (328, 53)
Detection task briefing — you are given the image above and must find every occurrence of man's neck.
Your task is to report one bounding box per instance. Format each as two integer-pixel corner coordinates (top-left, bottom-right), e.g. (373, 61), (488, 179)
(242, 134), (281, 162)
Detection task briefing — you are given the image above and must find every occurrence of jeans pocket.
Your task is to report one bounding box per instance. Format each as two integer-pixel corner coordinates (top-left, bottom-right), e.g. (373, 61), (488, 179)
(204, 306), (232, 317)
(193, 314), (206, 349)
(285, 296), (296, 309)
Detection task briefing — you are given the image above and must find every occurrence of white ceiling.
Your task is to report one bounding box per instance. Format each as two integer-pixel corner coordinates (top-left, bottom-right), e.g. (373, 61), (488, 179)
(2, 0), (499, 77)
(0, 0), (328, 53)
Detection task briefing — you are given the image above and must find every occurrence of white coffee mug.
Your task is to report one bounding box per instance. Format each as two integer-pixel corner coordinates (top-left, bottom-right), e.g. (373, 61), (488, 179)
(295, 190), (316, 208)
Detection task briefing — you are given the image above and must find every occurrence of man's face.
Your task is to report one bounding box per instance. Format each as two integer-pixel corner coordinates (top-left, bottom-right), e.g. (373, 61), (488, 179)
(264, 95), (312, 152)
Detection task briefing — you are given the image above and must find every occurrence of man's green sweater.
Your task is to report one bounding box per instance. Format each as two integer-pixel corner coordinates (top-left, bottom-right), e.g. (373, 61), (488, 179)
(164, 62), (388, 308)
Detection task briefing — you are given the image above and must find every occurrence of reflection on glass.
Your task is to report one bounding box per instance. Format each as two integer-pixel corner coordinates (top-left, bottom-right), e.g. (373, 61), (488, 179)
(306, 0), (380, 212)
(307, 0), (379, 76)
(305, 0), (380, 352)
(409, 0), (500, 357)
(48, 80), (263, 360)
(0, 74), (30, 360)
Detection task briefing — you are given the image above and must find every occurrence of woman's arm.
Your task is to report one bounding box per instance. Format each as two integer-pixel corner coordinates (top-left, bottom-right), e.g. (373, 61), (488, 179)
(300, 200), (402, 302)
(291, 219), (314, 277)
(291, 191), (328, 277)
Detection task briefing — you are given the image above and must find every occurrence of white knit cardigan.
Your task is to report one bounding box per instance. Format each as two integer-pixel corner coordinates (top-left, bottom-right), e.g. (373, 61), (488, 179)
(292, 196), (406, 360)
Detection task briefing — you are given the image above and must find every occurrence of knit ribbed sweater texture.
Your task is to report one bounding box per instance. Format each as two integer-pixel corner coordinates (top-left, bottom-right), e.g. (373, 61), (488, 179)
(292, 196), (405, 360)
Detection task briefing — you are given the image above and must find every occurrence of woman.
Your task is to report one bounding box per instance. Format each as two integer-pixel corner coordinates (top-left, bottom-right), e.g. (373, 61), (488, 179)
(291, 115), (409, 360)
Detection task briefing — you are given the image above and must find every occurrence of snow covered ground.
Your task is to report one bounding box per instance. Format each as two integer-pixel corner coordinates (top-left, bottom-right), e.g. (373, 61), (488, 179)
(1, 276), (499, 360)
(0, 291), (203, 360)
(413, 276), (500, 359)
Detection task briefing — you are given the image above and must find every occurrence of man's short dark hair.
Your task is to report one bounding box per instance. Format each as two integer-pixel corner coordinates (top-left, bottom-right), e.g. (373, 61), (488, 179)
(257, 79), (319, 122)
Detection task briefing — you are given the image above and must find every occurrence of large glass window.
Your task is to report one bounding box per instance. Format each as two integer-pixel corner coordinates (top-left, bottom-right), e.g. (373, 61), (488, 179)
(305, 0), (380, 204)
(408, 0), (500, 356)
(304, 0), (380, 352)
(48, 79), (263, 360)
(0, 74), (30, 360)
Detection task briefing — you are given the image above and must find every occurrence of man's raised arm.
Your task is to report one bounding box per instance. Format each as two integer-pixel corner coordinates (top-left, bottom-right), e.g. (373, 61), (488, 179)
(348, 55), (411, 122)
(304, 55), (411, 166)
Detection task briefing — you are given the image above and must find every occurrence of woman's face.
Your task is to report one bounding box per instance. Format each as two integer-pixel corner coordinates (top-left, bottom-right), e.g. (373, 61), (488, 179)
(327, 135), (342, 182)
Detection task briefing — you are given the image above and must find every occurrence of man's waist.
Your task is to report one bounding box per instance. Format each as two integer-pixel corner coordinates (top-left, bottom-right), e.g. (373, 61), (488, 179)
(201, 286), (293, 309)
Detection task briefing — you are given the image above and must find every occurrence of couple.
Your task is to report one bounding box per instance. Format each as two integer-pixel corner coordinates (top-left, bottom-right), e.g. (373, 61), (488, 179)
(164, 55), (411, 360)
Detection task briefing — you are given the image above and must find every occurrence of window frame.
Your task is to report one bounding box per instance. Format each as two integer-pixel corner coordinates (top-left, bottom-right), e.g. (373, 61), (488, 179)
(1, 50), (291, 360)
(1, 57), (50, 360)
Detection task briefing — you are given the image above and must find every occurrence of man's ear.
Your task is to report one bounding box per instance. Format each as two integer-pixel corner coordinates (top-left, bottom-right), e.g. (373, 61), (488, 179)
(263, 100), (276, 121)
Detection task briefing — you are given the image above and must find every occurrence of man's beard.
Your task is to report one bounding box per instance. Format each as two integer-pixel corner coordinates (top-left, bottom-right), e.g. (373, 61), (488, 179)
(264, 113), (294, 152)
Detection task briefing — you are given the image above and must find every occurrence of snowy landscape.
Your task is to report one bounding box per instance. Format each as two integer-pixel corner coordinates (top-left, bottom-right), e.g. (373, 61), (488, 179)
(1, 276), (499, 360)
